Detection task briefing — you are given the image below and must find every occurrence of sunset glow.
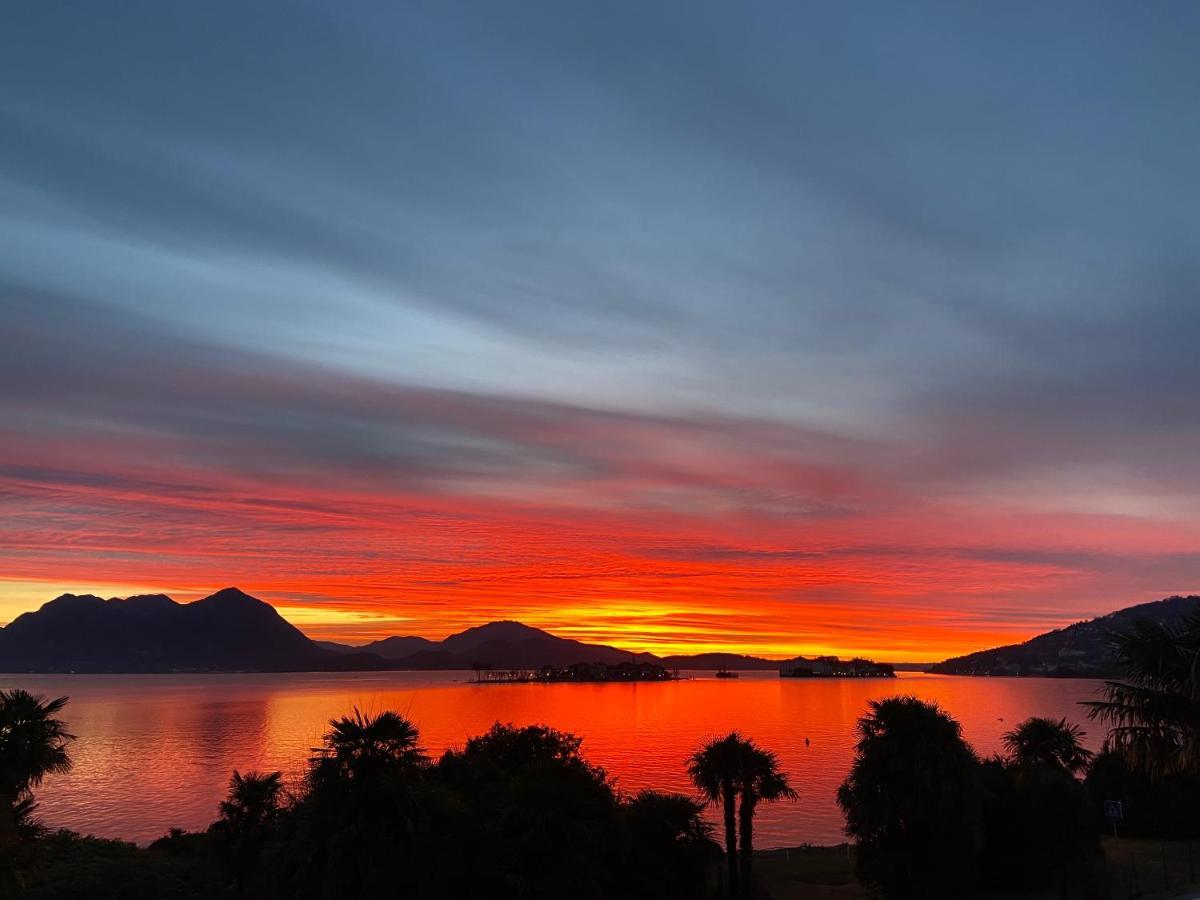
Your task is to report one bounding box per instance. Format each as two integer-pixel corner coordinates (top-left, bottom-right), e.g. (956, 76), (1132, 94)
(3, 3), (1198, 663)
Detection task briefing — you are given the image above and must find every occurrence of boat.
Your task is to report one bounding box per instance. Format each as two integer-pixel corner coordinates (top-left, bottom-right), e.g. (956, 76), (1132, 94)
(715, 666), (739, 679)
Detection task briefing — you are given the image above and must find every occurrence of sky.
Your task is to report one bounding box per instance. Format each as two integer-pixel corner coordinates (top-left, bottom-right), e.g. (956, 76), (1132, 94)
(1, 2), (1198, 660)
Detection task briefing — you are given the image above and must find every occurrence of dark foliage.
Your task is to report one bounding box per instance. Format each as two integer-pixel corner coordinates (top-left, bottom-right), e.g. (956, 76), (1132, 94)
(1002, 716), (1094, 775)
(838, 705), (1107, 898)
(0, 690), (75, 889)
(1085, 608), (1200, 777)
(978, 757), (1098, 890)
(12, 830), (222, 899)
(623, 791), (721, 899)
(1084, 748), (1200, 839)
(26, 716), (717, 900)
(688, 732), (749, 897)
(837, 697), (986, 898)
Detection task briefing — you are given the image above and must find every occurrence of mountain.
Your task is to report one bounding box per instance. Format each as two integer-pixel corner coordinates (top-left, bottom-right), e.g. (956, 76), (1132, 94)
(660, 652), (779, 671)
(930, 595), (1200, 677)
(314, 640), (356, 653)
(316, 622), (646, 668)
(359, 635), (437, 660)
(440, 621), (554, 654)
(0, 590), (659, 673)
(1, 587), (907, 674)
(0, 587), (387, 673)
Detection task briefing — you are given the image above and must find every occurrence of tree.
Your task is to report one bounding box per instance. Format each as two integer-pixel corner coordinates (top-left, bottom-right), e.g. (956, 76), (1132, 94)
(438, 723), (622, 899)
(0, 690), (74, 802)
(978, 754), (1097, 891)
(453, 721), (596, 776)
(837, 697), (984, 899)
(1085, 610), (1200, 777)
(216, 770), (284, 896)
(0, 690), (74, 882)
(1002, 717), (1093, 775)
(736, 743), (796, 897)
(218, 770), (283, 833)
(622, 791), (719, 900)
(310, 708), (425, 785)
(1084, 748), (1200, 838)
(688, 733), (746, 898)
(283, 709), (434, 898)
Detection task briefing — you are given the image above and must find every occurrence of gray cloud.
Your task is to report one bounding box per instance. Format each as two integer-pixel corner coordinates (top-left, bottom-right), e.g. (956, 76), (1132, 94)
(2, 0), (1199, 617)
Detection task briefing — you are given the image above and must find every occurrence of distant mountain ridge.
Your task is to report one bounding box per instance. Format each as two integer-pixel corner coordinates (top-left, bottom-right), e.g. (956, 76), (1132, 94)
(0, 588), (384, 673)
(0, 587), (904, 674)
(930, 595), (1200, 677)
(364, 620), (658, 669)
(659, 652), (781, 671)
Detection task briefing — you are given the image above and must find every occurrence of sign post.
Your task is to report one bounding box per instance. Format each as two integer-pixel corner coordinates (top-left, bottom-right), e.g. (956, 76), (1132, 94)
(1104, 799), (1124, 839)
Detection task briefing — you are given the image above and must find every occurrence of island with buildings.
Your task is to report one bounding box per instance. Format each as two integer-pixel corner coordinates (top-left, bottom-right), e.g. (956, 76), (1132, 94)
(779, 655), (896, 678)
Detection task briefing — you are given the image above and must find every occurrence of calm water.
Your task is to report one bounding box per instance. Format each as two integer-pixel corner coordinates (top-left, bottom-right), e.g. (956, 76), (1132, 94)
(2, 671), (1107, 847)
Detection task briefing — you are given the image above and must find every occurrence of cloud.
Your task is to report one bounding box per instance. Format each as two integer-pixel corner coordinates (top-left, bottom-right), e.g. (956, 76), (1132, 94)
(1, 1), (1198, 655)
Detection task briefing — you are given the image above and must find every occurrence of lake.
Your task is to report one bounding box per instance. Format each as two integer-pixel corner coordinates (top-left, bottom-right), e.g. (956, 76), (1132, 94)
(2, 671), (1108, 847)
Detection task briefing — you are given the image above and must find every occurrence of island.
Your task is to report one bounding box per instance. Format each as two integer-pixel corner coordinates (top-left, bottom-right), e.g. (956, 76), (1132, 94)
(779, 655), (896, 678)
(471, 661), (678, 683)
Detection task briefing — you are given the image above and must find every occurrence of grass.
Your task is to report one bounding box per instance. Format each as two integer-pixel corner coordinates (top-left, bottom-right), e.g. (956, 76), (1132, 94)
(754, 844), (864, 900)
(754, 838), (1200, 900)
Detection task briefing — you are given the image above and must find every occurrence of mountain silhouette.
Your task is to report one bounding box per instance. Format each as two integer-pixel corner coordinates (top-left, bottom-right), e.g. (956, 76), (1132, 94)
(439, 620), (555, 653)
(0, 587), (385, 673)
(357, 635), (437, 659)
(930, 594), (1200, 676)
(0, 590), (654, 673)
(659, 652), (781, 671)
(353, 621), (649, 668)
(1, 586), (902, 674)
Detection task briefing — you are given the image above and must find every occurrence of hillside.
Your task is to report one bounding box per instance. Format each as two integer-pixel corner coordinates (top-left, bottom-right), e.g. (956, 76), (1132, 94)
(0, 588), (385, 673)
(930, 595), (1200, 676)
(660, 652), (779, 671)
(3, 587), (906, 674)
(0, 591), (656, 673)
(356, 622), (653, 669)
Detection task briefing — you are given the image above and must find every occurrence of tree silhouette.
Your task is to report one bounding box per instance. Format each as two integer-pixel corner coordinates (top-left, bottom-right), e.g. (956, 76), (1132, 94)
(290, 709), (434, 898)
(1002, 717), (1093, 775)
(624, 790), (719, 899)
(310, 708), (426, 785)
(218, 770), (284, 833)
(736, 742), (796, 897)
(0, 690), (74, 801)
(216, 770), (285, 896)
(0, 690), (74, 881)
(440, 723), (621, 899)
(837, 696), (984, 899)
(687, 733), (746, 898)
(1085, 609), (1200, 777)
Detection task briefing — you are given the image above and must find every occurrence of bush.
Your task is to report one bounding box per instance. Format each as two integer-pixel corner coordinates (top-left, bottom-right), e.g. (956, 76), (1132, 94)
(1085, 749), (1200, 839)
(838, 697), (986, 898)
(978, 757), (1099, 890)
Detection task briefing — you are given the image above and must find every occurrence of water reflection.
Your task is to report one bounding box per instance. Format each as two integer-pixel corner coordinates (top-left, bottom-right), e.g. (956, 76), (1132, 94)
(3, 672), (1105, 847)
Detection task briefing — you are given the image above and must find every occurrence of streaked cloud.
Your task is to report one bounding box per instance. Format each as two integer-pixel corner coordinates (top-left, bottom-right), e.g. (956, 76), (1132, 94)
(1, 1), (1197, 657)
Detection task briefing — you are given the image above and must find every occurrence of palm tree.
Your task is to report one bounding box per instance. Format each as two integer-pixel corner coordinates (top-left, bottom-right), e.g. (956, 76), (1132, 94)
(688, 733), (746, 898)
(217, 769), (284, 897)
(311, 708), (426, 783)
(624, 791), (719, 898)
(736, 743), (797, 897)
(837, 697), (984, 898)
(1085, 610), (1200, 777)
(1002, 717), (1093, 775)
(218, 770), (284, 832)
(0, 690), (74, 804)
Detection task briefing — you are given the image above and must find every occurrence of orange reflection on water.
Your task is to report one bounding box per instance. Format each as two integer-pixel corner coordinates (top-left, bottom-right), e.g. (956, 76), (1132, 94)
(12, 671), (1107, 847)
